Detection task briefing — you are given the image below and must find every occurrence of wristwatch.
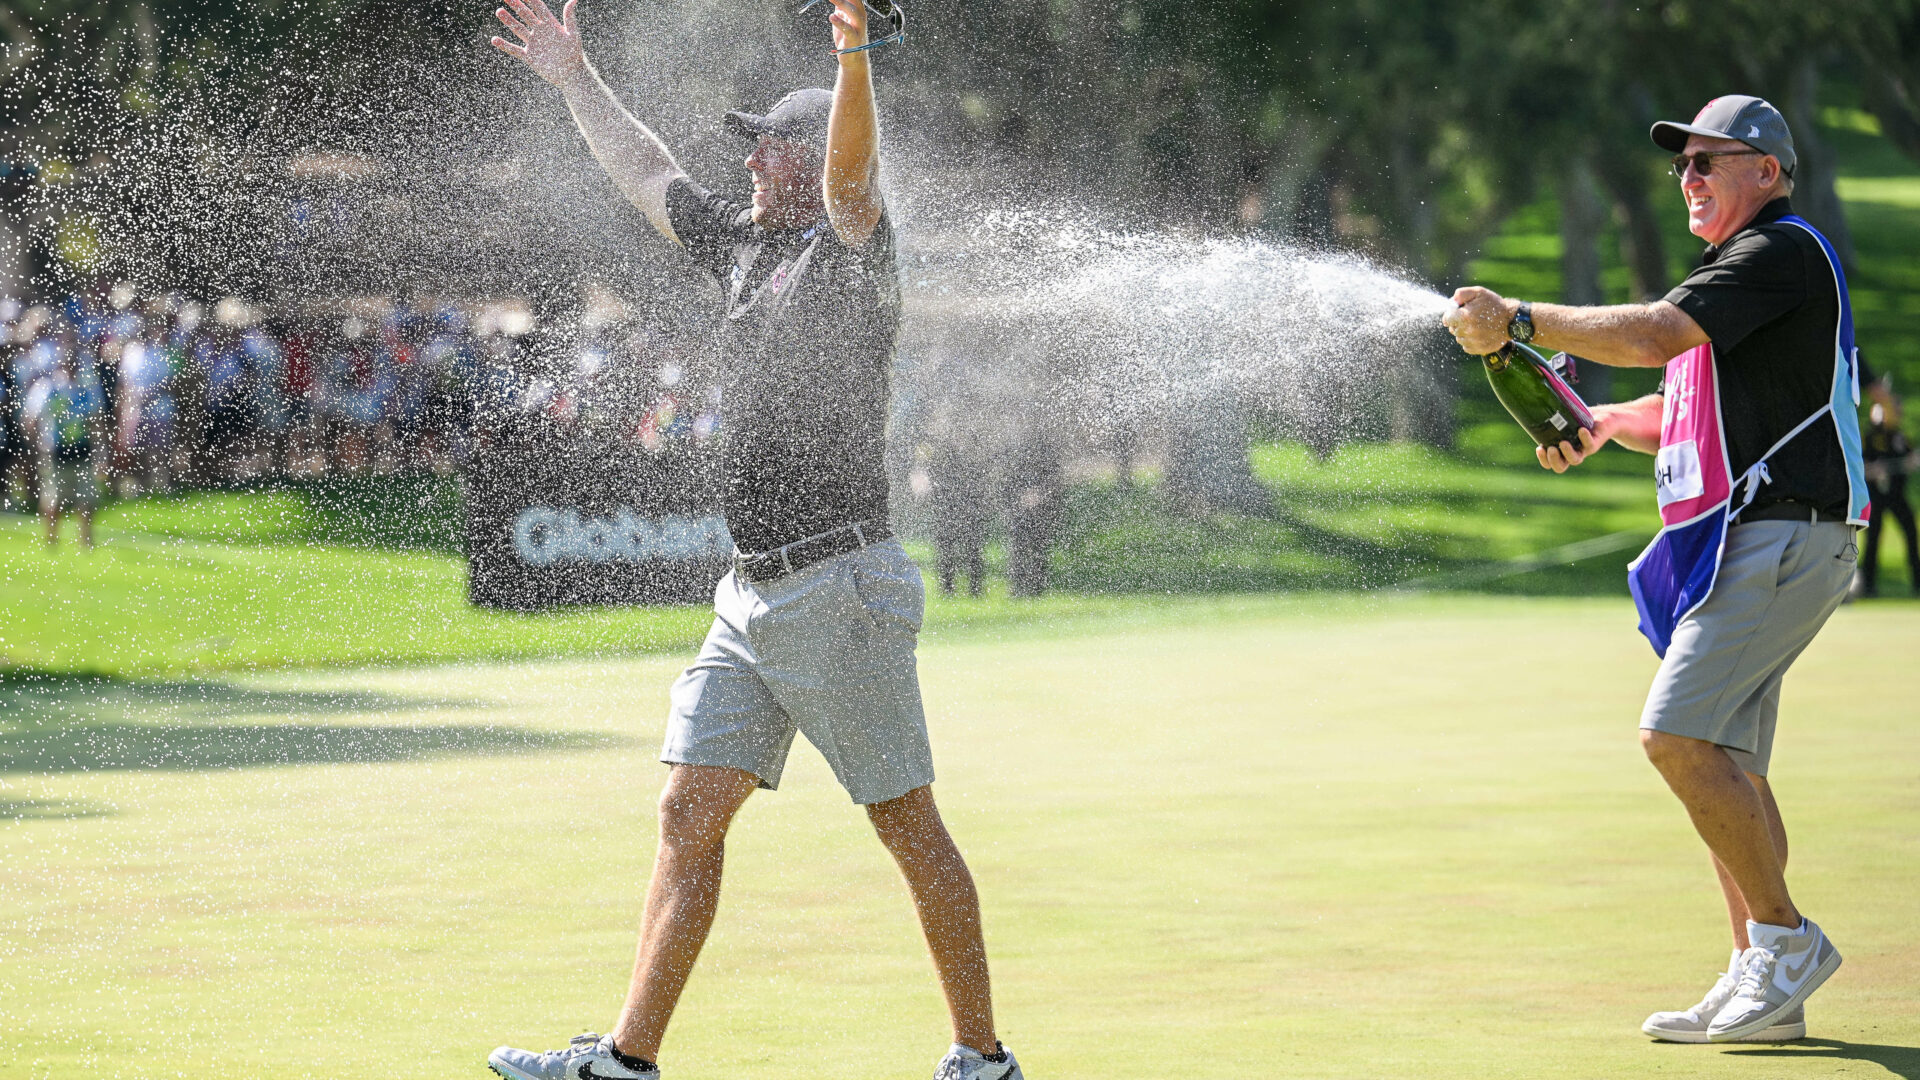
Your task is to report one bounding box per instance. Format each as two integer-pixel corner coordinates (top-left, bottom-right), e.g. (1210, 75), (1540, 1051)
(1507, 301), (1535, 344)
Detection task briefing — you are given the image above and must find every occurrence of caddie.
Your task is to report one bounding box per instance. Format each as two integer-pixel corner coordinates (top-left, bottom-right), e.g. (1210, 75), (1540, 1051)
(1442, 94), (1865, 1044)
(484, 2), (1022, 1078)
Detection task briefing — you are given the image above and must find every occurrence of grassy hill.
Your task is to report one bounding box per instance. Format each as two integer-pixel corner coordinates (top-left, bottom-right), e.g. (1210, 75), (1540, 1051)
(0, 428), (1680, 679)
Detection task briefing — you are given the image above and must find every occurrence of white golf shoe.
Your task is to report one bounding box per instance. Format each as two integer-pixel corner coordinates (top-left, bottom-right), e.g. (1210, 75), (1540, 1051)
(1643, 950), (1806, 1043)
(1708, 918), (1842, 1042)
(935, 1042), (1024, 1080)
(488, 1033), (659, 1080)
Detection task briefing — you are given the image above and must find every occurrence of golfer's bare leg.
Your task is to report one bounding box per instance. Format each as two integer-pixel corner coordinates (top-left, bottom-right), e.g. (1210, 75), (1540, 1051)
(612, 764), (760, 1062)
(1710, 773), (1789, 951)
(867, 785), (998, 1053)
(1642, 731), (1799, 930)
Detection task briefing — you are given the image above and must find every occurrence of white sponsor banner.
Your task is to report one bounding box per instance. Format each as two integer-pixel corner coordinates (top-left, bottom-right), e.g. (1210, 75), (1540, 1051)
(513, 507), (732, 567)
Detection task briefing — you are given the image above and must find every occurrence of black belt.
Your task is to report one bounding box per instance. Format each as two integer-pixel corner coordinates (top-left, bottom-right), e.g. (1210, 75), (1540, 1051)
(1735, 500), (1846, 525)
(733, 521), (891, 584)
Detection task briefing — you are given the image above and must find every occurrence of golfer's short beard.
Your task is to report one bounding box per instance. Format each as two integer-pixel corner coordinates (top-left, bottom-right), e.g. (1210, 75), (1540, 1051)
(754, 182), (823, 227)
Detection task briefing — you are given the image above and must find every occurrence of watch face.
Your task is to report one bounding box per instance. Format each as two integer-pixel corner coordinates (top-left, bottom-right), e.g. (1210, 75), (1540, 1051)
(1509, 314), (1533, 343)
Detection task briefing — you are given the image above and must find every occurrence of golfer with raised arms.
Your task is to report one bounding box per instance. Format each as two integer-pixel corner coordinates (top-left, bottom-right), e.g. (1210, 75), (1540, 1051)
(484, 3), (1023, 1078)
(1444, 95), (1863, 1044)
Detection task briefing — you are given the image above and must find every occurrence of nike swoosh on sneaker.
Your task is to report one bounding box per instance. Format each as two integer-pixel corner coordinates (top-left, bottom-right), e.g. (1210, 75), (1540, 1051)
(1775, 946), (1820, 991)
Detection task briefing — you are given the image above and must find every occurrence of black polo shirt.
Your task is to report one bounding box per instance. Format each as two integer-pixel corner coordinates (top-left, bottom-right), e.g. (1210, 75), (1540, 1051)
(1864, 422), (1911, 486)
(666, 177), (900, 554)
(1662, 197), (1853, 520)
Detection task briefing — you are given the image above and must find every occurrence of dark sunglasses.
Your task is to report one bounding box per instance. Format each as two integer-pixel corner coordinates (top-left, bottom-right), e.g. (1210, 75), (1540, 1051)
(798, 0), (906, 54)
(1670, 149), (1763, 179)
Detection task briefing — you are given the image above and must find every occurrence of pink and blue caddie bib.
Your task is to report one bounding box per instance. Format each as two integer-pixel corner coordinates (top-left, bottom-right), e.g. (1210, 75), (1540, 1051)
(1627, 215), (1869, 657)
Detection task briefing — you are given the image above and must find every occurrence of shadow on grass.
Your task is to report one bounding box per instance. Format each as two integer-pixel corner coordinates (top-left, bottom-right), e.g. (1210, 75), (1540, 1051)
(0, 668), (482, 719)
(1721, 1039), (1920, 1079)
(0, 721), (624, 774)
(0, 668), (628, 775)
(0, 796), (116, 820)
(1053, 478), (1643, 596)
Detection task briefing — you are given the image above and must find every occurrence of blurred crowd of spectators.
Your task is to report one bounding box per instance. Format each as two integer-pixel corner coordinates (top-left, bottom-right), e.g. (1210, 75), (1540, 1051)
(0, 281), (722, 546)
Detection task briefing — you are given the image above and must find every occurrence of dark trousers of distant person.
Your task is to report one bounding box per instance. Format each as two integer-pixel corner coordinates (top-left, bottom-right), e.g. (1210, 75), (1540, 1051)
(933, 495), (988, 597)
(0, 439), (15, 511)
(935, 532), (987, 597)
(1006, 493), (1058, 598)
(1863, 478), (1920, 596)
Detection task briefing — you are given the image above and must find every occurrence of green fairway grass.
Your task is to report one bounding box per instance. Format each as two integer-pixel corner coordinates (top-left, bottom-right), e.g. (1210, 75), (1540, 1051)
(6, 432), (1911, 677)
(0, 505), (715, 676)
(1051, 439), (1656, 595)
(0, 501), (1409, 677)
(1, 594), (1915, 1079)
(0, 439), (1668, 678)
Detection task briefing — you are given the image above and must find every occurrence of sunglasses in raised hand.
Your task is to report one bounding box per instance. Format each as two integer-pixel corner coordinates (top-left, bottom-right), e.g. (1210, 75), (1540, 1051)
(798, 0), (906, 54)
(1670, 149), (1764, 179)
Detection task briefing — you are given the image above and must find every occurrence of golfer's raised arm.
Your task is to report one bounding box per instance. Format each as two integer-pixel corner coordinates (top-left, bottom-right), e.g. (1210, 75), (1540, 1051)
(821, 0), (883, 246)
(491, 0), (687, 243)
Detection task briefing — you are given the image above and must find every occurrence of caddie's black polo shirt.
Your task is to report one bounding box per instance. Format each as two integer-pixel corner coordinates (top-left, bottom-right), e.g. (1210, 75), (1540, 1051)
(666, 177), (900, 554)
(1662, 197), (1853, 520)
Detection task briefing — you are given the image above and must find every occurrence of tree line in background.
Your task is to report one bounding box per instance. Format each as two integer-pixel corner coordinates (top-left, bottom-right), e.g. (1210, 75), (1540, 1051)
(3, 0), (1918, 433)
(7, 0), (1917, 290)
(906, 0), (1918, 285)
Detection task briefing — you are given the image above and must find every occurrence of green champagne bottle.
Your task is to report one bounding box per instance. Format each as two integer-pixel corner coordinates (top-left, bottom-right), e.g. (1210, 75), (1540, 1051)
(1482, 342), (1595, 448)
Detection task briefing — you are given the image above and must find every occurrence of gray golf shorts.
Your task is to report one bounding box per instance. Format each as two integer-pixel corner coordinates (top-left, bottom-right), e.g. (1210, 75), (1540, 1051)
(662, 537), (934, 805)
(1640, 519), (1858, 776)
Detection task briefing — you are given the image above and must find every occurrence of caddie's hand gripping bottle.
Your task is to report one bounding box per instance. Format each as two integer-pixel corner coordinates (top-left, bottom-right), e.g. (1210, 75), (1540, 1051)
(1481, 342), (1595, 448)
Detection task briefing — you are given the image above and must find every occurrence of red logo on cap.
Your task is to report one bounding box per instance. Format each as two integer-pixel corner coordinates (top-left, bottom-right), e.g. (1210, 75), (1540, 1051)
(1694, 99), (1719, 123)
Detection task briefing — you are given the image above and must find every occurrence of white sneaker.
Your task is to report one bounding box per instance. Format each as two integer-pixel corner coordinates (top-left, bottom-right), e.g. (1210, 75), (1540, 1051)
(1708, 919), (1842, 1042)
(935, 1042), (1024, 1080)
(489, 1033), (659, 1080)
(1643, 950), (1805, 1042)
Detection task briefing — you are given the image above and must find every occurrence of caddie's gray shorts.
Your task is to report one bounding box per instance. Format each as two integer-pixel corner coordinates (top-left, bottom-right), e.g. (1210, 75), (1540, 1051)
(1640, 519), (1858, 776)
(662, 537), (934, 805)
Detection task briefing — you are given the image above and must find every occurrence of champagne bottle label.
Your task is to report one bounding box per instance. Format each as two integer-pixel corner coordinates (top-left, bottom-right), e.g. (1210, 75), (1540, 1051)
(1481, 343), (1595, 448)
